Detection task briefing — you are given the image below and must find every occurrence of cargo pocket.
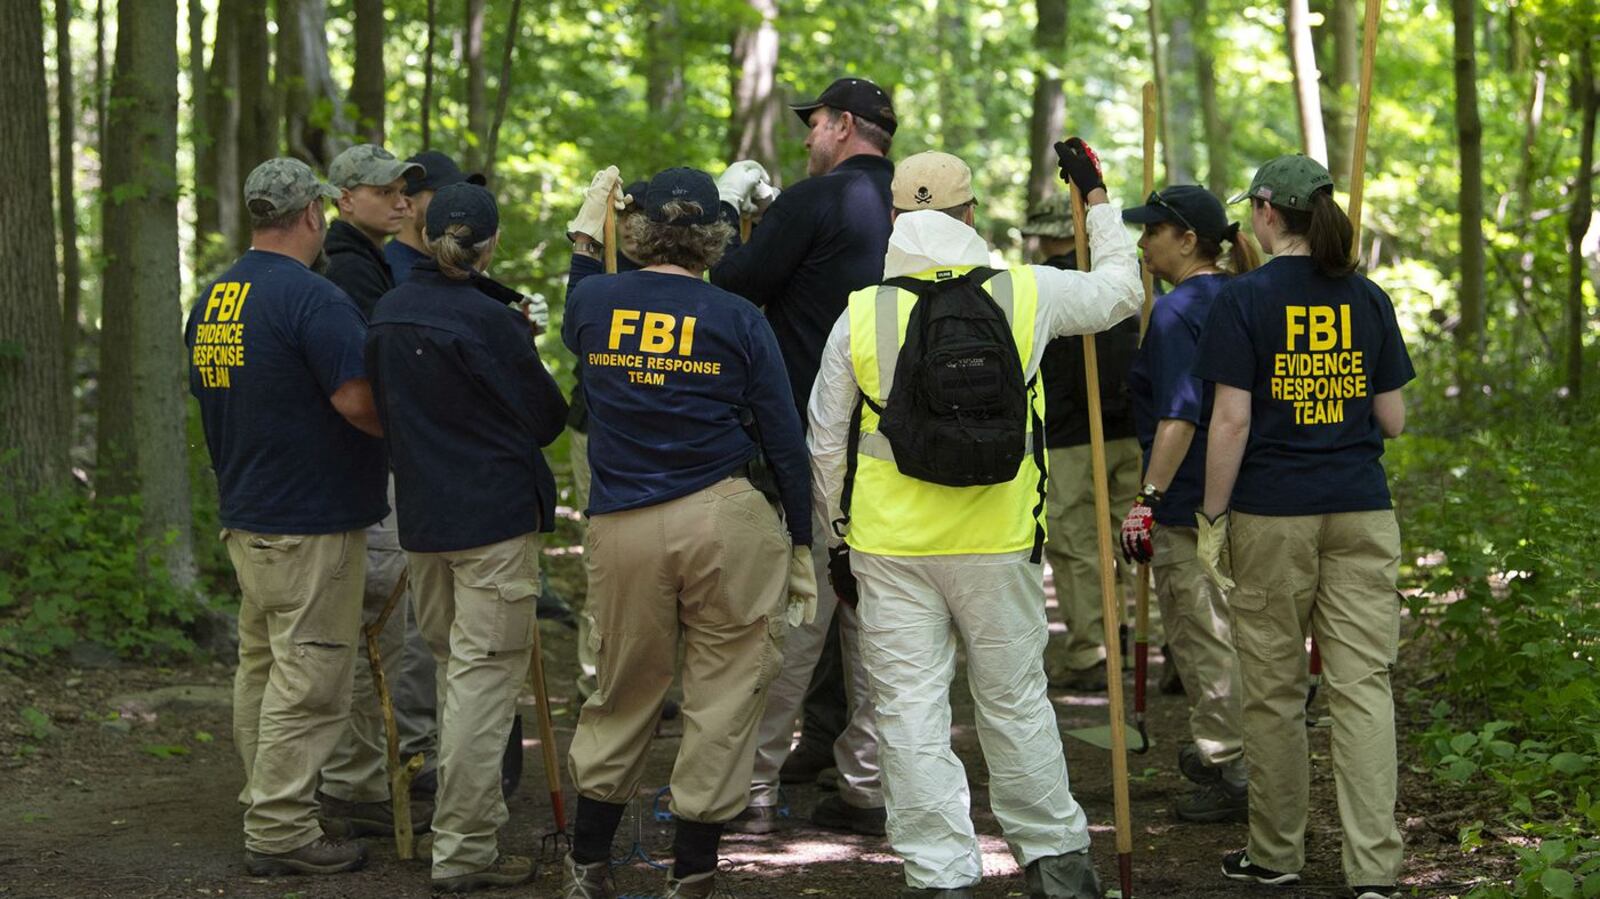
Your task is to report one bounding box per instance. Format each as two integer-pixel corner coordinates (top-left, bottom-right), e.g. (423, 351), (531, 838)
(240, 534), (309, 612)
(753, 616), (787, 694)
(1226, 585), (1297, 661)
(491, 581), (538, 656)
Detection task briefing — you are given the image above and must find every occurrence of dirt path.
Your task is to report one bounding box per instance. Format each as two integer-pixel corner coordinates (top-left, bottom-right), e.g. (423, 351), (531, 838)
(0, 538), (1498, 898)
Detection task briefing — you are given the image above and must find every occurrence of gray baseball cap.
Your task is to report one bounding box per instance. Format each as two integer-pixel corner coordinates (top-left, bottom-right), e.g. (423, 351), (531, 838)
(243, 157), (341, 219)
(327, 144), (423, 189)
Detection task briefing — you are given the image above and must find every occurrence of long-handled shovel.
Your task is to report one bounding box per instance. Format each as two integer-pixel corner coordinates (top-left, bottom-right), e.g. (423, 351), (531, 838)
(367, 567), (426, 859)
(526, 615), (570, 863)
(1070, 181), (1136, 898)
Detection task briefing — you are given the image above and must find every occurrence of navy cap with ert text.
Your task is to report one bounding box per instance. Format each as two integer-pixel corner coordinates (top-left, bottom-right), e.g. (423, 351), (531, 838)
(424, 183), (499, 245)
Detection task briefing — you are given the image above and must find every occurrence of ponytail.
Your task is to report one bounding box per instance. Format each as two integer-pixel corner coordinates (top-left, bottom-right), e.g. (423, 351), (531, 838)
(1269, 188), (1355, 277)
(426, 223), (496, 280)
(1192, 221), (1262, 276)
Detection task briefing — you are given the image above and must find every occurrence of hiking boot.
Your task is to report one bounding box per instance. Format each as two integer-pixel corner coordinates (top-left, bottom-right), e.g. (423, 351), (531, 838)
(1024, 848), (1103, 898)
(724, 803), (781, 834)
(1159, 644), (1184, 695)
(431, 853), (534, 892)
(779, 743), (834, 784)
(317, 790), (432, 838)
(1049, 662), (1107, 693)
(815, 766), (840, 791)
(900, 888), (975, 898)
(1351, 888), (1396, 899)
(811, 793), (887, 836)
(561, 853), (616, 899)
(1221, 849), (1300, 885)
(244, 836), (367, 876)
(1175, 781), (1248, 823)
(663, 869), (735, 898)
(1178, 743), (1223, 786)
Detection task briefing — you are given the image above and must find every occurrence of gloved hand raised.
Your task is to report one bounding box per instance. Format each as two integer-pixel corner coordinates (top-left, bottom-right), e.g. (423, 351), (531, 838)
(1053, 137), (1106, 196)
(717, 160), (778, 215)
(786, 545), (818, 627)
(1194, 511), (1235, 593)
(566, 165), (628, 242)
(1120, 499), (1155, 565)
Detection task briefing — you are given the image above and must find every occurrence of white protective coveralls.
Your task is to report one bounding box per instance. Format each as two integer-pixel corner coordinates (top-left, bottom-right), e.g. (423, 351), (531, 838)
(808, 204), (1142, 890)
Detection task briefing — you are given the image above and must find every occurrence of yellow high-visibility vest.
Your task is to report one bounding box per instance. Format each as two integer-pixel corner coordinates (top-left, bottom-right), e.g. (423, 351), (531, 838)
(842, 264), (1047, 557)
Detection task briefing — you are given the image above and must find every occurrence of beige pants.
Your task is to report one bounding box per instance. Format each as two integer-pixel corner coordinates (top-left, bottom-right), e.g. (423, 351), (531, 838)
(1043, 438), (1160, 673)
(569, 478), (788, 823)
(228, 528), (365, 854)
(410, 532), (541, 879)
(1228, 510), (1402, 886)
(570, 429), (599, 697)
(1150, 525), (1243, 769)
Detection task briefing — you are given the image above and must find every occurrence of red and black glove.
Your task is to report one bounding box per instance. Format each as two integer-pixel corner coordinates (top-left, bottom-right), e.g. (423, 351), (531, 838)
(1120, 487), (1162, 565)
(1053, 137), (1106, 195)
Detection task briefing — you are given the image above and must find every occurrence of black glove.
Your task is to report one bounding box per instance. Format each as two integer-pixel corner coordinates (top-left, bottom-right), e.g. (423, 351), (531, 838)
(1054, 137), (1106, 195)
(827, 545), (860, 609)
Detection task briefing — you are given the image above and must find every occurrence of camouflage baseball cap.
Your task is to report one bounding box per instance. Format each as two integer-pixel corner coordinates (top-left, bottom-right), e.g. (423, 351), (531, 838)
(243, 157), (340, 219)
(1020, 195), (1076, 239)
(1229, 154), (1335, 210)
(327, 144), (423, 189)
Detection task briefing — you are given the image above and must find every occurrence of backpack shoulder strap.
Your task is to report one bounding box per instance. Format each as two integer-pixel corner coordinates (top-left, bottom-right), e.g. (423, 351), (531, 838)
(832, 393), (867, 540)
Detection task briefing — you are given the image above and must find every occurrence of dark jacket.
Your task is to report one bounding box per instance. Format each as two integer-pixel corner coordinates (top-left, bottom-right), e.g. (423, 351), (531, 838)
(1037, 253), (1141, 448)
(710, 154), (894, 420)
(325, 219), (395, 319)
(366, 260), (568, 552)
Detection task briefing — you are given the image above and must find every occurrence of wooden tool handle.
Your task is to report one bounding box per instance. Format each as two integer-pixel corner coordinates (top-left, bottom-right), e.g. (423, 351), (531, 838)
(603, 186), (619, 274)
(1140, 81), (1158, 340)
(1346, 0), (1382, 260)
(528, 620), (567, 830)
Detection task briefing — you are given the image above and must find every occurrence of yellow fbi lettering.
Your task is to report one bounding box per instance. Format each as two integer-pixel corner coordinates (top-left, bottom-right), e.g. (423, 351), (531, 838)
(596, 308), (720, 388)
(608, 309), (696, 355)
(194, 281), (250, 388)
(1274, 304), (1367, 425)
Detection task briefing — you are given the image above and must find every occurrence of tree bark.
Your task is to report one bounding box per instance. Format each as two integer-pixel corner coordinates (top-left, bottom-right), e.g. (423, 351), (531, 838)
(465, 0), (486, 170)
(1027, 0), (1068, 211)
(1287, 0), (1329, 164)
(96, 0), (196, 582)
(1323, 0), (1359, 182)
(1452, 0), (1485, 352)
(278, 0), (345, 167)
(234, 0), (273, 252)
(484, 0), (525, 182)
(1193, 0), (1228, 197)
(188, 0), (217, 280)
(1147, 0), (1172, 181)
(1566, 36), (1597, 401)
(421, 0), (435, 150)
(644, 0), (685, 131)
(729, 0), (781, 177)
(351, 0), (384, 143)
(95, 0), (107, 150)
(57, 0), (83, 386)
(2, 0), (69, 496)
(199, 0), (239, 262)
(1165, 5), (1198, 183)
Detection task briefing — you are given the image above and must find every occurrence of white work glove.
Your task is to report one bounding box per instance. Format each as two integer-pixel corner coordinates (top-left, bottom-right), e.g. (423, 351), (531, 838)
(566, 165), (627, 241)
(1195, 511), (1235, 593)
(517, 293), (550, 336)
(785, 545), (818, 627)
(716, 160), (775, 215)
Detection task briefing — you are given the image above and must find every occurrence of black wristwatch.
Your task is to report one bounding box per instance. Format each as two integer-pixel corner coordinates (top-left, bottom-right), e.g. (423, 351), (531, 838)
(1136, 483), (1165, 507)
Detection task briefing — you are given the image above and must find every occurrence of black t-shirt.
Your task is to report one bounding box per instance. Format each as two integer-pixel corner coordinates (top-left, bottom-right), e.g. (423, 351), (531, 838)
(366, 262), (569, 553)
(1039, 319), (1141, 448)
(1192, 256), (1415, 516)
(186, 250), (388, 534)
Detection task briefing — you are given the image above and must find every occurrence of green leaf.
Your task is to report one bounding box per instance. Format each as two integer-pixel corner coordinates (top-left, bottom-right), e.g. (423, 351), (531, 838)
(1451, 732), (1479, 755)
(140, 744), (189, 760)
(1543, 867), (1577, 899)
(1550, 753), (1591, 775)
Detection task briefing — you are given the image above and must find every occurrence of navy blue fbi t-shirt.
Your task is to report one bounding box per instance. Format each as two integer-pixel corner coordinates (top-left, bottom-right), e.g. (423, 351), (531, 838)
(186, 250), (388, 534)
(1192, 256), (1415, 516)
(563, 271), (812, 546)
(1128, 273), (1228, 526)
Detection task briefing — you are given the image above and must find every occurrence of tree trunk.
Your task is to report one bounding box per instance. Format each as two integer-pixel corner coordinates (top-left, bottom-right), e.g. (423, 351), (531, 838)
(1146, 0), (1172, 181)
(57, 0), (83, 386)
(1452, 0), (1485, 352)
(199, 0), (239, 263)
(234, 0), (272, 252)
(729, 0), (780, 177)
(1566, 36), (1597, 401)
(1193, 0), (1228, 197)
(483, 0), (525, 182)
(95, 0), (107, 149)
(421, 0), (435, 150)
(1027, 0), (1068, 211)
(1323, 0), (1359, 182)
(1, 0), (69, 497)
(96, 0), (196, 582)
(188, 0), (218, 280)
(278, 0), (345, 167)
(351, 0), (384, 143)
(1165, 6), (1198, 183)
(464, 0), (486, 170)
(1287, 0), (1329, 164)
(644, 0), (685, 134)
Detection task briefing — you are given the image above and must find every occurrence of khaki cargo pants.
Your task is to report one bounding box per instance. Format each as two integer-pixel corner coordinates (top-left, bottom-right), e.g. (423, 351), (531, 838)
(569, 477), (789, 824)
(410, 532), (542, 879)
(227, 528), (366, 855)
(1150, 525), (1243, 769)
(570, 429), (599, 697)
(1043, 438), (1162, 674)
(1228, 510), (1403, 887)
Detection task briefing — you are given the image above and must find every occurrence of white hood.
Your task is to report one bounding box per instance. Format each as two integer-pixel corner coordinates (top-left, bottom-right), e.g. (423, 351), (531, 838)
(883, 210), (991, 279)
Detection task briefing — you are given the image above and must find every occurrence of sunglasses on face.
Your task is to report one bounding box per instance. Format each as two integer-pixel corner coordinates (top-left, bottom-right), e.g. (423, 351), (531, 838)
(1146, 191), (1196, 234)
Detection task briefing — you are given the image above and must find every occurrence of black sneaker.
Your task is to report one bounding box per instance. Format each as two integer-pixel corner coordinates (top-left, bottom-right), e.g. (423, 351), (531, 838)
(810, 794), (887, 836)
(1221, 849), (1299, 885)
(1049, 662), (1108, 693)
(244, 836), (367, 876)
(432, 853), (535, 892)
(1352, 888), (1396, 899)
(1178, 743), (1222, 786)
(724, 803), (782, 835)
(1176, 781), (1248, 823)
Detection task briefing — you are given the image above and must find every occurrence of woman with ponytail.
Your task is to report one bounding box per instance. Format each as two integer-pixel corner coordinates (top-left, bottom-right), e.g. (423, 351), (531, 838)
(1191, 155), (1413, 899)
(1118, 184), (1259, 825)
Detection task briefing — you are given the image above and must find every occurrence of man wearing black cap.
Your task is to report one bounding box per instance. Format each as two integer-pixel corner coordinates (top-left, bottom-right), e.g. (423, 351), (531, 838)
(387, 150), (487, 284)
(711, 76), (894, 838)
(366, 182), (568, 892)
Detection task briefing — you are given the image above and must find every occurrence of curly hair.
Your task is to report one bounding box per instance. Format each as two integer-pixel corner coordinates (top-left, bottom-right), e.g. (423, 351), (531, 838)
(623, 201), (735, 272)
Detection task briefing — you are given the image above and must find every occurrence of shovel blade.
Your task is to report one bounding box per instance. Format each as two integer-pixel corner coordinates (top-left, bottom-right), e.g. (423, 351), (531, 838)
(1065, 723), (1152, 754)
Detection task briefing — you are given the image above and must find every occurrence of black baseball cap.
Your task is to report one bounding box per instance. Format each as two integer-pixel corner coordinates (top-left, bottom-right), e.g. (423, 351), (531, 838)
(404, 151), (487, 196)
(640, 168), (720, 225)
(790, 77), (898, 135)
(1122, 185), (1233, 242)
(425, 182), (499, 244)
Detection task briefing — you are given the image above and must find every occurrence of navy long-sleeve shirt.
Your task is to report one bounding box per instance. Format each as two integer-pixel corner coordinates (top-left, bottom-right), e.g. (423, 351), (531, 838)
(710, 154), (894, 420)
(366, 260), (568, 552)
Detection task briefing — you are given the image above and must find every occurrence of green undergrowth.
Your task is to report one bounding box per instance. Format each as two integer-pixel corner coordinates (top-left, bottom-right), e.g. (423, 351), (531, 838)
(1391, 371), (1600, 897)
